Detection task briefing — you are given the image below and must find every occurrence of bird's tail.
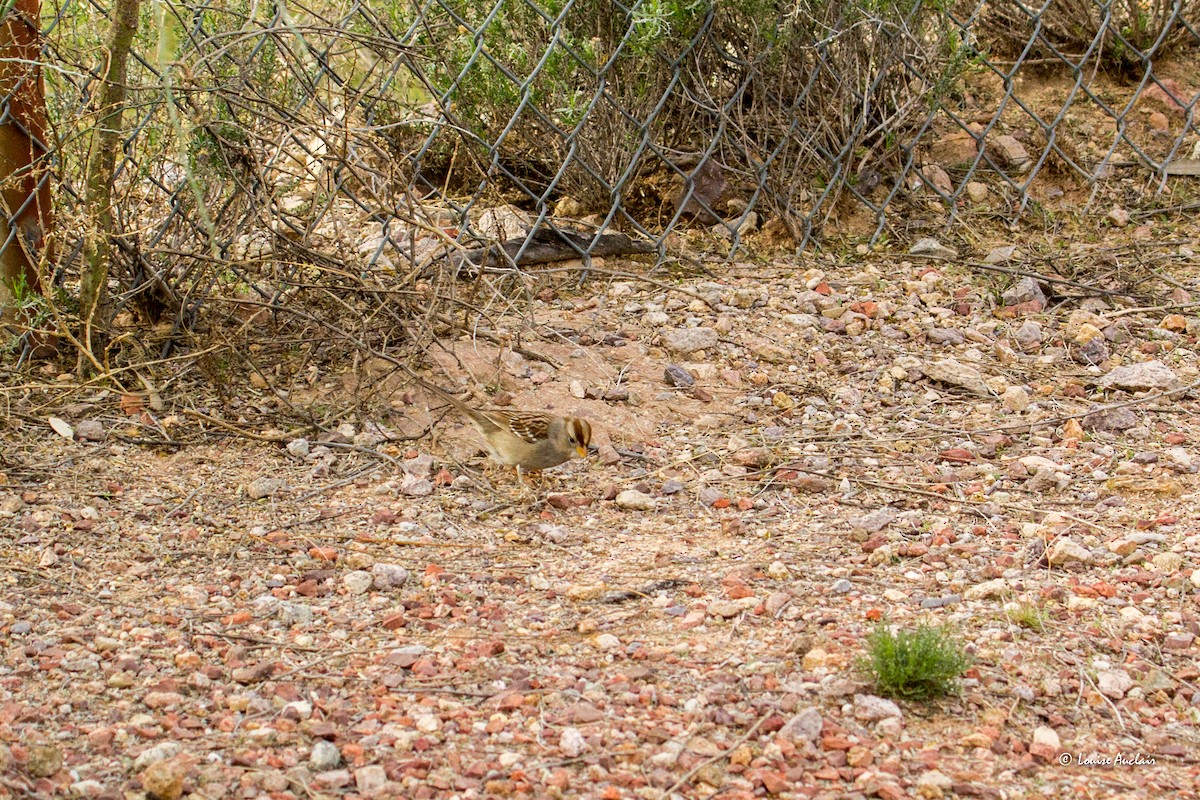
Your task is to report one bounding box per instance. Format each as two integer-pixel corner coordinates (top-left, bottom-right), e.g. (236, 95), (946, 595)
(405, 369), (473, 415)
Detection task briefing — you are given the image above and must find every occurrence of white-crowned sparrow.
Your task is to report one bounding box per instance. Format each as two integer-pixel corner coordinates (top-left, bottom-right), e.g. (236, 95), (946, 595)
(417, 379), (592, 474)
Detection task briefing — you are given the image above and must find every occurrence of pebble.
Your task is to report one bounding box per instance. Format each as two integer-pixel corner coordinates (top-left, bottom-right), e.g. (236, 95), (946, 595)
(663, 327), (719, 354)
(246, 477), (284, 499)
(854, 694), (902, 721)
(560, 727), (588, 757)
(140, 756), (188, 800)
(355, 765), (387, 792)
(664, 364), (695, 387)
(372, 563), (410, 589)
(964, 578), (1006, 600)
(1047, 538), (1092, 565)
(909, 238), (957, 260)
(343, 570), (374, 595)
(133, 743), (181, 772)
(592, 633), (622, 650)
(286, 438), (310, 457)
(1100, 359), (1180, 391)
(780, 707), (823, 741)
(1003, 277), (1046, 308)
(831, 578), (852, 593)
(615, 489), (657, 510)
(1096, 669), (1133, 699)
(310, 740), (341, 771)
(75, 419), (106, 442)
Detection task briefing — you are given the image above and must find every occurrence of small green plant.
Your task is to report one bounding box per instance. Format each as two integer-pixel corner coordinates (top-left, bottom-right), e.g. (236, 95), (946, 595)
(1006, 601), (1048, 632)
(858, 622), (972, 701)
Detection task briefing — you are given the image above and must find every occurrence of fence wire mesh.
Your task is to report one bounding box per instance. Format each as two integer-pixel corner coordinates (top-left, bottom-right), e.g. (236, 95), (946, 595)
(3, 0), (1199, 360)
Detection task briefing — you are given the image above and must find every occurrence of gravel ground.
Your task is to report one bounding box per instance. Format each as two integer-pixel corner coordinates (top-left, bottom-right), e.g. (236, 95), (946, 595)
(3, 244), (1199, 799)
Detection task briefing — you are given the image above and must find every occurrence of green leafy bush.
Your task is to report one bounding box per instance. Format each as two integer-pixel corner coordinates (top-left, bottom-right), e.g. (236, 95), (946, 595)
(858, 622), (973, 700)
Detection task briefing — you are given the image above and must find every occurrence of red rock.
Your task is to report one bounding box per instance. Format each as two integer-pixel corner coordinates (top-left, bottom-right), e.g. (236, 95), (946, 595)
(821, 735), (854, 751)
(861, 535), (888, 553)
(496, 692), (525, 710)
(308, 547), (337, 562)
(758, 769), (790, 794)
(372, 509), (398, 524)
(876, 783), (906, 800)
(725, 583), (754, 600)
(381, 612), (406, 631)
(1139, 79), (1191, 114)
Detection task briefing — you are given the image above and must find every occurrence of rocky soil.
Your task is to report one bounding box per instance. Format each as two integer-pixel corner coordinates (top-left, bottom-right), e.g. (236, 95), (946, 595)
(2, 239), (1199, 799)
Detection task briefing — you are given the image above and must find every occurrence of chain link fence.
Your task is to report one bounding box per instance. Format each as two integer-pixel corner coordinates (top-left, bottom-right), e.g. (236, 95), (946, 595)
(3, 0), (1198, 362)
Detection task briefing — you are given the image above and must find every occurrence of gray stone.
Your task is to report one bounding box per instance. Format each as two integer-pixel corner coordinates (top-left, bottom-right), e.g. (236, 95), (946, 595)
(372, 563), (410, 589)
(1100, 360), (1180, 391)
(663, 327), (719, 355)
(309, 740), (341, 771)
(780, 707), (823, 741)
(1083, 407), (1138, 432)
(1003, 277), (1046, 308)
(664, 364), (695, 387)
(909, 238), (958, 260)
(286, 438), (310, 458)
(1014, 319), (1043, 349)
(278, 602), (313, 626)
(75, 420), (106, 442)
(247, 477), (284, 500)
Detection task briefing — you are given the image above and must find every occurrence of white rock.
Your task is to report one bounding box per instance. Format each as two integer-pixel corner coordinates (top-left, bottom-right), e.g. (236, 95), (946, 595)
(1100, 360), (1180, 391)
(592, 633), (621, 650)
(559, 727), (588, 757)
(663, 327), (719, 354)
(1047, 538), (1092, 565)
(133, 742), (181, 770)
(1096, 669), (1133, 699)
(853, 694), (902, 721)
(343, 570), (374, 595)
(964, 578), (1007, 600)
(310, 740), (341, 770)
(615, 490), (657, 511)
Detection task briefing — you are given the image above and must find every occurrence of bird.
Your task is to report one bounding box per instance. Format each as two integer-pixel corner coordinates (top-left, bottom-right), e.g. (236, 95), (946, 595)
(414, 377), (592, 479)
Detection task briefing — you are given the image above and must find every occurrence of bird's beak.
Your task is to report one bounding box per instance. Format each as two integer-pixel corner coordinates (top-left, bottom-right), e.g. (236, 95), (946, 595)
(577, 445), (589, 459)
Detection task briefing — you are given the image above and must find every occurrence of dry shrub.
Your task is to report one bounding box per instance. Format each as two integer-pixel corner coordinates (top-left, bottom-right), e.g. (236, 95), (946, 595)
(973, 0), (1199, 66)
